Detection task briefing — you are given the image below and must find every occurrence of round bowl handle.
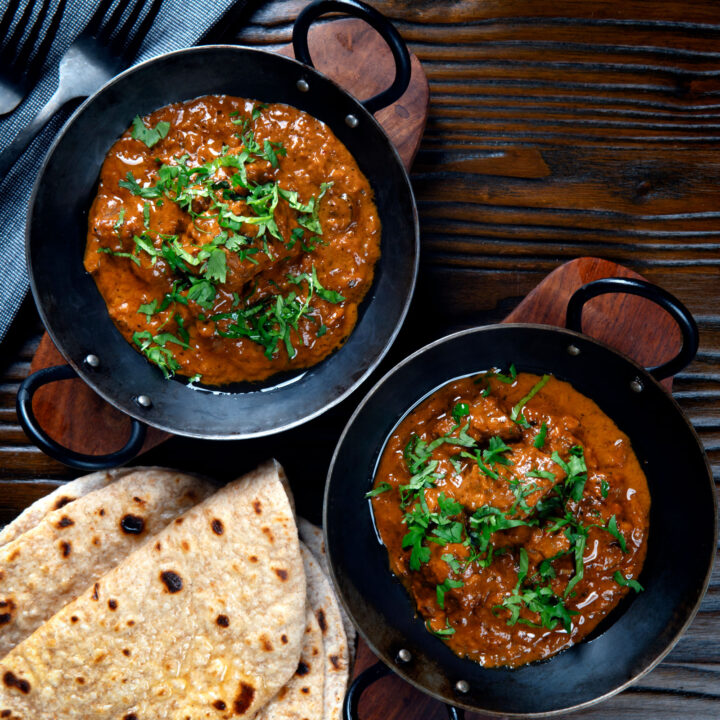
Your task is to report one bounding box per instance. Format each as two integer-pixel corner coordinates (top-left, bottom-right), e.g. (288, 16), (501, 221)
(292, 0), (412, 114)
(343, 660), (391, 719)
(16, 364), (147, 470)
(342, 660), (466, 719)
(565, 277), (699, 381)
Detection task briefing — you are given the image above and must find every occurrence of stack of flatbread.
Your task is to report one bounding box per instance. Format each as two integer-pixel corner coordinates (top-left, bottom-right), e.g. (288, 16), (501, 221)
(0, 461), (353, 719)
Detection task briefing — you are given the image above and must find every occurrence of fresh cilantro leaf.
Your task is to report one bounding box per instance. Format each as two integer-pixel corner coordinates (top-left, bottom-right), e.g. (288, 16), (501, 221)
(534, 422), (548, 449)
(131, 115), (171, 148)
(613, 570), (643, 592)
(137, 299), (158, 321)
(436, 577), (464, 609)
(426, 618), (455, 636)
(204, 248), (227, 284)
(511, 374), (550, 427)
(187, 278), (216, 310)
(119, 171), (162, 198)
(113, 209), (126, 230)
(365, 482), (391, 498)
(452, 402), (470, 423)
(97, 247), (140, 266)
(604, 514), (628, 553)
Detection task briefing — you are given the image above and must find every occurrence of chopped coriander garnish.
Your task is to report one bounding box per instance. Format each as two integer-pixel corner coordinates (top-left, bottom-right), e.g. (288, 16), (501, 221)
(137, 299), (158, 321)
(493, 364), (517, 384)
(436, 577), (464, 609)
(203, 248), (227, 284)
(511, 374), (550, 427)
(365, 482), (391, 498)
(119, 171), (162, 199)
(113, 208), (126, 230)
(131, 115), (171, 148)
(452, 402), (470, 423)
(613, 570), (643, 592)
(426, 618), (455, 636)
(262, 139), (287, 168)
(97, 247), (140, 266)
(600, 479), (610, 498)
(603, 514), (628, 553)
(534, 422), (548, 449)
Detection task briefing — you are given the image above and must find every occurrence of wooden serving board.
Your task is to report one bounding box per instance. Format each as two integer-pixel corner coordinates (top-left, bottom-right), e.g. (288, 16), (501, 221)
(28, 18), (430, 458)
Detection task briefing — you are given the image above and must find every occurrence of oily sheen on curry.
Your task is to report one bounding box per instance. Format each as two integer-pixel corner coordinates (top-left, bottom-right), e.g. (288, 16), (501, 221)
(370, 369), (650, 668)
(84, 95), (381, 385)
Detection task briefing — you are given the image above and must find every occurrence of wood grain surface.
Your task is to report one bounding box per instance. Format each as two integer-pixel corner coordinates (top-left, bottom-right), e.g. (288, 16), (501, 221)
(0, 1), (718, 718)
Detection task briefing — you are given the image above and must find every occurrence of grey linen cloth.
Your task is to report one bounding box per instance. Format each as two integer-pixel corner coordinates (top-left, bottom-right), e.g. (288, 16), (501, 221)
(0, 0), (243, 343)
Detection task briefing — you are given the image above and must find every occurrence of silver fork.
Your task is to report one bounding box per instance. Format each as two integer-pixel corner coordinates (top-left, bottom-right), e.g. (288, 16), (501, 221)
(0, 0), (163, 180)
(0, 0), (67, 115)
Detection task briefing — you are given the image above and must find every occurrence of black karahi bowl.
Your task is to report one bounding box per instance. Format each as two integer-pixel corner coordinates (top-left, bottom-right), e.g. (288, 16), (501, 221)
(18, 0), (419, 470)
(325, 278), (717, 718)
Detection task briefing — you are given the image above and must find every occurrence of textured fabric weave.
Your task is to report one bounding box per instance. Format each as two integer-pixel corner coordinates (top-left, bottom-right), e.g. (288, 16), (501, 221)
(0, 0), (244, 342)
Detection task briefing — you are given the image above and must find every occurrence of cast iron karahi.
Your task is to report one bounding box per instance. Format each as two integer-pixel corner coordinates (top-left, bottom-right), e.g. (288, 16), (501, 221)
(325, 278), (717, 718)
(17, 0), (418, 469)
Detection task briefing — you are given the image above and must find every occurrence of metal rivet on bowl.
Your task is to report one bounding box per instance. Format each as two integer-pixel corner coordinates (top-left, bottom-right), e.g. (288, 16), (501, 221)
(396, 648), (412, 664)
(567, 344), (580, 356)
(84, 354), (100, 368)
(345, 114), (359, 128)
(455, 680), (470, 694)
(136, 395), (152, 408)
(630, 378), (644, 393)
(296, 79), (309, 92)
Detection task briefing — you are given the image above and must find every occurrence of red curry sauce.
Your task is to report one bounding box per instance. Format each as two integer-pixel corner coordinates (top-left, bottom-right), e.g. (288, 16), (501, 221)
(84, 95), (380, 385)
(371, 371), (650, 667)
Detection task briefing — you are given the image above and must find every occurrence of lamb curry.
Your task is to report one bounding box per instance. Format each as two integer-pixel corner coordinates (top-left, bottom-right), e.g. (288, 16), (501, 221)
(84, 95), (381, 385)
(370, 368), (650, 668)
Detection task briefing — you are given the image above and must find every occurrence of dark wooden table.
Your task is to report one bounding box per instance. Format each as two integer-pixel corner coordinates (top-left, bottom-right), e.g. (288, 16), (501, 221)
(1, 1), (719, 717)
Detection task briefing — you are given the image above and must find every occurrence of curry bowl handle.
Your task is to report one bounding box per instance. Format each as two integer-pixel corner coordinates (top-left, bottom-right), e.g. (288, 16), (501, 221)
(292, 0), (412, 114)
(565, 277), (699, 382)
(342, 660), (466, 720)
(16, 364), (147, 471)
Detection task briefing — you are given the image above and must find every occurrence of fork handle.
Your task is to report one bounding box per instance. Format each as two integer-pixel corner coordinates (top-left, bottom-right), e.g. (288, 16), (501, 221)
(0, 86), (80, 182)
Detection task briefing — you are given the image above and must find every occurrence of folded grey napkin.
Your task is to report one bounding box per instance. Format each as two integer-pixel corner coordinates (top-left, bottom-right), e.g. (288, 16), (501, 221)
(0, 0), (246, 343)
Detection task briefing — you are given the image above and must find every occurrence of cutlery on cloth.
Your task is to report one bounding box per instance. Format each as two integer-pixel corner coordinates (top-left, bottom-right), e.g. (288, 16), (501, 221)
(0, 0), (256, 346)
(0, 0), (68, 115)
(0, 0), (163, 180)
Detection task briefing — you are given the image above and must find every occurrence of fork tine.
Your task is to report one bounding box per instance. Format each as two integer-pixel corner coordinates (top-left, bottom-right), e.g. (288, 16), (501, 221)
(0, 0), (21, 46)
(14, 0), (52, 72)
(122, 0), (163, 61)
(108, 0), (145, 56)
(96, 0), (131, 46)
(27, 0), (67, 81)
(1, 0), (35, 67)
(83, 0), (116, 37)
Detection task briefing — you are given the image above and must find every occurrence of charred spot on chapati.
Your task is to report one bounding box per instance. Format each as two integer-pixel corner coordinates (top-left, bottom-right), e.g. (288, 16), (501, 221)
(56, 516), (74, 528)
(211, 519), (224, 535)
(53, 496), (74, 510)
(233, 682), (255, 714)
(252, 501), (262, 515)
(108, 599), (118, 610)
(295, 661), (310, 676)
(160, 571), (183, 593)
(213, 700), (227, 710)
(120, 514), (145, 534)
(59, 541), (71, 557)
(216, 615), (229, 627)
(274, 568), (288, 581)
(3, 672), (30, 694)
